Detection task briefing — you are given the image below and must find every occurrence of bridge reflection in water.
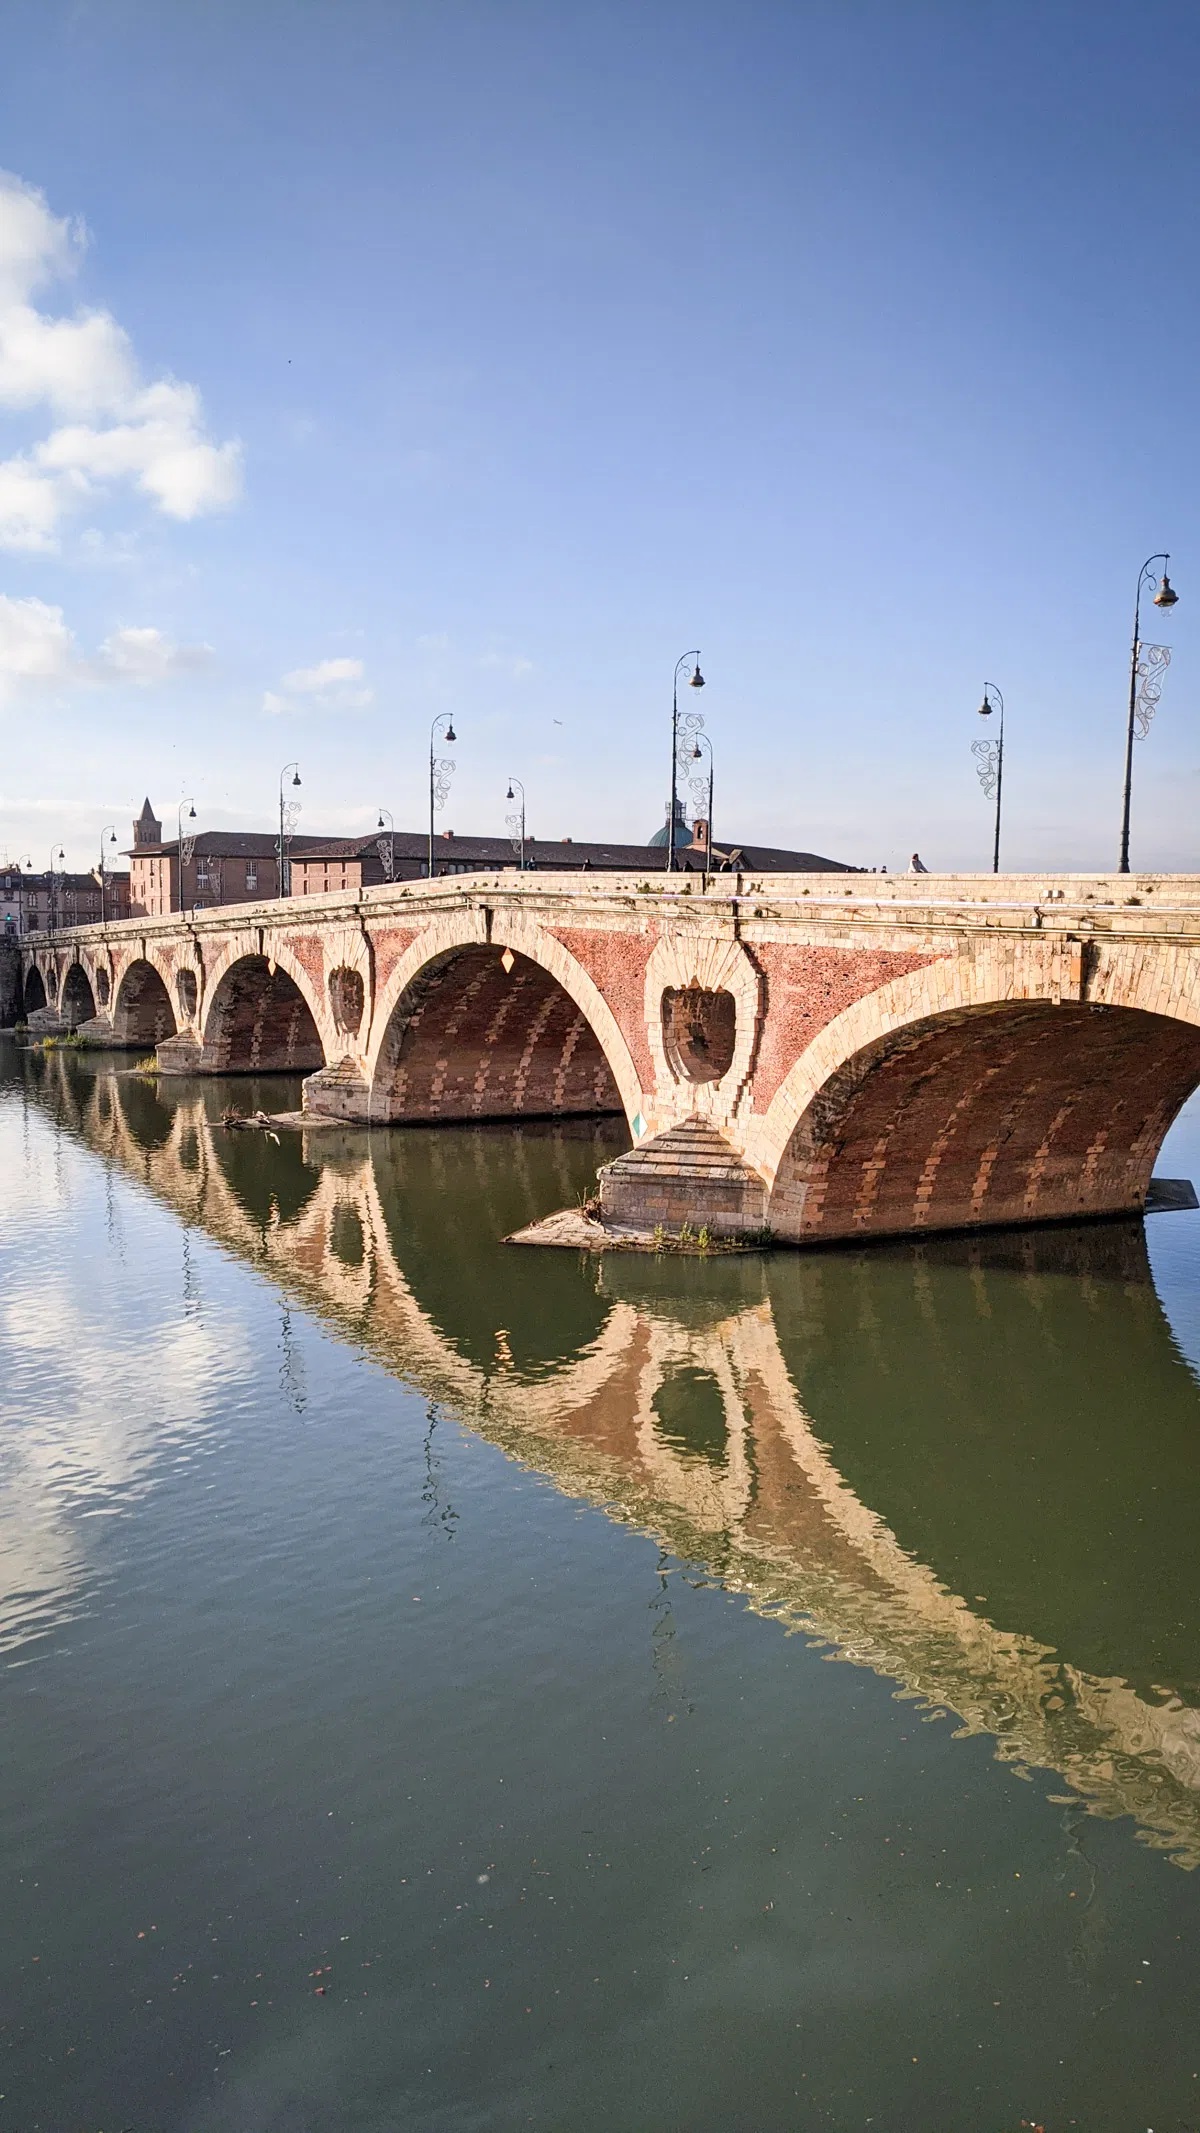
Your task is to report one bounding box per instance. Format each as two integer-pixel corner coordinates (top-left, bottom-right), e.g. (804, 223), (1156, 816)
(26, 1048), (1200, 1869)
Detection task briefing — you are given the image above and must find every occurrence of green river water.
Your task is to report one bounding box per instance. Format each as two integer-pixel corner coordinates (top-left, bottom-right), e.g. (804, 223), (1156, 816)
(4, 1038), (1200, 2130)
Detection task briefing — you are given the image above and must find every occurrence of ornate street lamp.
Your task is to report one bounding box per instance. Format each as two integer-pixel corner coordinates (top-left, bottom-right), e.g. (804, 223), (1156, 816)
(48, 845), (64, 935)
(689, 732), (715, 877)
(279, 764), (301, 897)
(376, 807), (396, 883)
(98, 825), (116, 924)
(429, 714), (457, 880)
(667, 651), (704, 874)
(1120, 554), (1178, 874)
(177, 800), (197, 915)
(972, 686), (1005, 874)
(5, 854), (32, 937)
(505, 779), (526, 871)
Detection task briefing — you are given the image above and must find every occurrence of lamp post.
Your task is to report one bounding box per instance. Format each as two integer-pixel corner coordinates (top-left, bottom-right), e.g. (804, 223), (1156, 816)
(279, 763), (301, 897)
(376, 807), (396, 883)
(688, 732), (715, 877)
(15, 855), (31, 938)
(428, 714), (457, 880)
(98, 825), (116, 924)
(177, 800), (196, 915)
(505, 778), (526, 870)
(48, 845), (64, 935)
(667, 651), (704, 873)
(972, 686), (1005, 874)
(3, 854), (32, 937)
(1120, 553), (1179, 874)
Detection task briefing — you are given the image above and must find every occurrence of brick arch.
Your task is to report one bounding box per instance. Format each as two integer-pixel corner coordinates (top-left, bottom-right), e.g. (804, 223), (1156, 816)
(61, 962), (97, 1028)
(365, 909), (643, 1128)
(201, 935), (330, 1052)
(112, 956), (178, 1046)
(22, 961), (46, 1015)
(755, 953), (1200, 1242)
(201, 948), (326, 1074)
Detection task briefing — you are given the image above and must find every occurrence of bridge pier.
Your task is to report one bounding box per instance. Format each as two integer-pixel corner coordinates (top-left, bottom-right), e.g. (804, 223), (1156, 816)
(302, 1059), (371, 1121)
(72, 1015), (127, 1046)
(156, 1031), (205, 1074)
(599, 1119), (766, 1238)
(26, 1005), (66, 1037)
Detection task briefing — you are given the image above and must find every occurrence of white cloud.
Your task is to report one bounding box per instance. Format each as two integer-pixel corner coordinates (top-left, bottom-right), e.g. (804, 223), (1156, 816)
(0, 171), (79, 304)
(0, 593), (210, 702)
(0, 300), (136, 416)
(95, 624), (213, 682)
(283, 656), (365, 692)
(0, 592), (73, 684)
(0, 454), (68, 550)
(0, 171), (242, 550)
(263, 654), (373, 715)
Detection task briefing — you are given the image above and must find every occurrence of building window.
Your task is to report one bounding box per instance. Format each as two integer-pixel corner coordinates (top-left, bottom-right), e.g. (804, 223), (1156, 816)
(245, 865), (258, 891)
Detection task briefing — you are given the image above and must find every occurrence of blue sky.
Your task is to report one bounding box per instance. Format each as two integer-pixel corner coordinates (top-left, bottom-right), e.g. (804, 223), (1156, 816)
(0, 0), (1196, 875)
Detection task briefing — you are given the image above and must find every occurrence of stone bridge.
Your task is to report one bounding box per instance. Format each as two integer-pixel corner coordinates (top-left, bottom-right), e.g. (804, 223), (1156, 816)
(21, 867), (1200, 1243)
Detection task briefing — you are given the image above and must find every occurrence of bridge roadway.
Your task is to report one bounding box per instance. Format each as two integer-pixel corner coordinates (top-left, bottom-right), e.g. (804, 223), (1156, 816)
(19, 867), (1200, 1243)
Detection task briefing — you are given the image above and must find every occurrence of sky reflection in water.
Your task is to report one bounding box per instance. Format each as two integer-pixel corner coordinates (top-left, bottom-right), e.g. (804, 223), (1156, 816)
(4, 1041), (1200, 2132)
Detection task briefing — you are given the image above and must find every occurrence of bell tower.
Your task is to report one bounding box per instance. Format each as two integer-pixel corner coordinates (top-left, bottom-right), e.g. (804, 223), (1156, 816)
(133, 797), (162, 846)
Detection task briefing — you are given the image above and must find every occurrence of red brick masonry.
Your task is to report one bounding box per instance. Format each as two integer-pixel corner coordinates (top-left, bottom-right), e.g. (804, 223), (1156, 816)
(747, 944), (941, 1113)
(551, 926), (658, 1088)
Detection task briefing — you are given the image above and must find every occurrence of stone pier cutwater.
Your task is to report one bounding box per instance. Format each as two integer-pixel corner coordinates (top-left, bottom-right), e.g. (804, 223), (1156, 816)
(19, 868), (1200, 1244)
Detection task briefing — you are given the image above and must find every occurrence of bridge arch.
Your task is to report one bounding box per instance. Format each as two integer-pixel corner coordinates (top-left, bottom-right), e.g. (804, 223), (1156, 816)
(756, 954), (1200, 1241)
(365, 910), (642, 1128)
(22, 962), (46, 1015)
(61, 962), (97, 1029)
(112, 957), (178, 1047)
(201, 947), (326, 1074)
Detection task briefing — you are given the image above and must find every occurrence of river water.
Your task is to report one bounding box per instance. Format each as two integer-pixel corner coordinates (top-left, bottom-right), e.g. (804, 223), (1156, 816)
(4, 1040), (1200, 2131)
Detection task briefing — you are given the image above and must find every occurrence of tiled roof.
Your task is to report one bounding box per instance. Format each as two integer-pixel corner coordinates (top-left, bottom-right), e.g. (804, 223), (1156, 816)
(291, 837), (377, 859)
(125, 832), (300, 859)
(5, 870), (129, 890)
(294, 830), (857, 872)
(122, 826), (859, 872)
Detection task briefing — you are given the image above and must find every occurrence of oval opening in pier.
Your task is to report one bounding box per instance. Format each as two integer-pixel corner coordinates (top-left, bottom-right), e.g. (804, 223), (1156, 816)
(661, 985), (736, 1085)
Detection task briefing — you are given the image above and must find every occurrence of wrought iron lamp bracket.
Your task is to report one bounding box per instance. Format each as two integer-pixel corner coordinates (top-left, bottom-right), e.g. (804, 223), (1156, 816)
(1133, 641), (1172, 739)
